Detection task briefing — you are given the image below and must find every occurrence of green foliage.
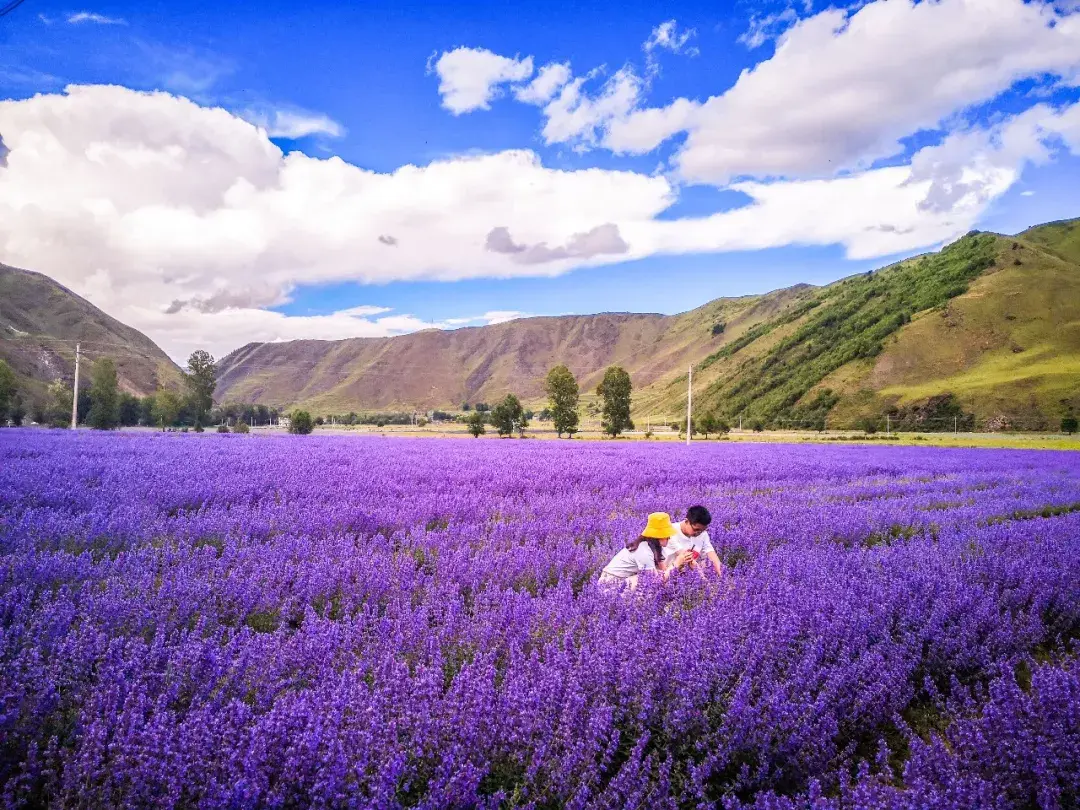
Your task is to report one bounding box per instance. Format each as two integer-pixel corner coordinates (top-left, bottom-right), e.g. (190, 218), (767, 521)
(491, 394), (527, 437)
(545, 364), (580, 438)
(1062, 416), (1078, 435)
(8, 394), (25, 426)
(119, 393), (142, 426)
(289, 410), (315, 435)
(0, 359), (16, 421)
(151, 389), (182, 430)
(889, 394), (974, 432)
(711, 322), (726, 337)
(185, 349), (217, 424)
(701, 233), (999, 421)
(466, 410), (486, 437)
(698, 412), (723, 438)
(217, 424), (230, 433)
(597, 365), (633, 437)
(233, 421), (251, 434)
(87, 358), (120, 430)
(47, 380), (72, 428)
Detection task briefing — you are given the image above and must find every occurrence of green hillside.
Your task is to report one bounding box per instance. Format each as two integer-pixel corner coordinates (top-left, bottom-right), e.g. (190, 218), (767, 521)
(638, 219), (1080, 431)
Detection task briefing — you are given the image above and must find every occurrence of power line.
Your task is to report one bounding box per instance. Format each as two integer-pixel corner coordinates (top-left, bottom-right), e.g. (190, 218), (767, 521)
(0, 0), (30, 19)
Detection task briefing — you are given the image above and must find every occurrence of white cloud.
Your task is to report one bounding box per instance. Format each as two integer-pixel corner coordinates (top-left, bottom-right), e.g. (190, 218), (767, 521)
(623, 0), (1080, 183)
(514, 62), (572, 105)
(644, 20), (698, 73)
(738, 8), (798, 49)
(68, 11), (127, 25)
(541, 66), (644, 148)
(237, 106), (344, 139)
(0, 85), (1075, 359)
(430, 47), (534, 114)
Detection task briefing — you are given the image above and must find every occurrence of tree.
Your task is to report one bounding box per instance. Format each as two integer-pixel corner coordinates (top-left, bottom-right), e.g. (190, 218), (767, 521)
(1062, 416), (1078, 434)
(289, 410), (315, 435)
(151, 388), (182, 430)
(0, 359), (16, 422)
(185, 350), (217, 426)
(462, 402), (471, 411)
(680, 417), (696, 438)
(597, 366), (633, 438)
(466, 410), (486, 437)
(699, 413), (718, 439)
(491, 393), (526, 437)
(9, 394), (25, 427)
(46, 381), (72, 428)
(545, 364), (580, 438)
(119, 393), (142, 426)
(233, 420), (251, 434)
(475, 402), (490, 413)
(87, 358), (121, 430)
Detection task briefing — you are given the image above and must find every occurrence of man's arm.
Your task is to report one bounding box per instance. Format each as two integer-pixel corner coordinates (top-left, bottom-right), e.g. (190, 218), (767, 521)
(705, 550), (723, 577)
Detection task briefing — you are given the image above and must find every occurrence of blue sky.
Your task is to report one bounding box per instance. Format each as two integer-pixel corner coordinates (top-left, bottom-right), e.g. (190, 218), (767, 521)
(1, 0), (1079, 358)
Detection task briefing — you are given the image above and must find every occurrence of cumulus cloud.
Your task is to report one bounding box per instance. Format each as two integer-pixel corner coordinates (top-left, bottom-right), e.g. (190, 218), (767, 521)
(0, 133), (8, 168)
(0, 84), (1076, 359)
(430, 47), (534, 114)
(68, 11), (127, 25)
(486, 223), (629, 264)
(540, 66), (644, 148)
(514, 62), (572, 105)
(616, 0), (1080, 183)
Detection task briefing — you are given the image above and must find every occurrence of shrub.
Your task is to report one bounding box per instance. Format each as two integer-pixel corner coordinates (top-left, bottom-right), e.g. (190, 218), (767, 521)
(233, 421), (250, 434)
(216, 424), (230, 434)
(289, 411), (315, 435)
(1062, 416), (1078, 435)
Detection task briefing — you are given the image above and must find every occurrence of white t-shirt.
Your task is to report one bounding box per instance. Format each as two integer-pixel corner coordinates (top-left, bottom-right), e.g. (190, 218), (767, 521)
(663, 522), (715, 561)
(602, 543), (659, 579)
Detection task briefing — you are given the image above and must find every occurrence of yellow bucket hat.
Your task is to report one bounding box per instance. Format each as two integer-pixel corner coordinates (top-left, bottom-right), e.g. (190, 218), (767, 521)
(642, 512), (678, 539)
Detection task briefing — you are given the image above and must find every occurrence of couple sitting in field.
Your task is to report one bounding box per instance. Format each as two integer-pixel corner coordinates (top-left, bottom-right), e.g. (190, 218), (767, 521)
(598, 505), (722, 590)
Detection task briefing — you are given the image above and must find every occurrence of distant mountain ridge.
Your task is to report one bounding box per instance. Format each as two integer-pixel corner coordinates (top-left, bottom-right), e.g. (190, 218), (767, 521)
(0, 263), (183, 400)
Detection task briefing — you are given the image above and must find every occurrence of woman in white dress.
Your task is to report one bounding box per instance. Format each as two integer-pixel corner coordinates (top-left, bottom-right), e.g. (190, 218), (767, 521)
(598, 512), (692, 590)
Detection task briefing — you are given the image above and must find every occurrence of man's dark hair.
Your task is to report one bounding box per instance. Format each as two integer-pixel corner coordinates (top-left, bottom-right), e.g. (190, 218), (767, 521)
(686, 505), (712, 526)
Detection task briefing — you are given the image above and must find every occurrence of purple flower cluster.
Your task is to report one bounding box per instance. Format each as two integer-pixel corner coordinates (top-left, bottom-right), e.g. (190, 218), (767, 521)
(2, 431), (1079, 808)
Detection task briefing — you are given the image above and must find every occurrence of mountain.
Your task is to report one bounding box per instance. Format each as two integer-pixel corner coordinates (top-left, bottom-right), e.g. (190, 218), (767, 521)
(0, 263), (183, 401)
(216, 217), (1080, 429)
(214, 285), (815, 414)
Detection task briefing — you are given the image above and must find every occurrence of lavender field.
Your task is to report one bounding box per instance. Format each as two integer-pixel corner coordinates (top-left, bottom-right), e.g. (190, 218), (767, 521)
(2, 431), (1079, 809)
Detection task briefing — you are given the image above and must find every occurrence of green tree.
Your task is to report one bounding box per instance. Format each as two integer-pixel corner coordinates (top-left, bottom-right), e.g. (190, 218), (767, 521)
(185, 350), (217, 426)
(545, 364), (580, 438)
(87, 358), (120, 430)
(466, 410), (486, 438)
(119, 393), (142, 426)
(680, 417), (696, 438)
(597, 366), (633, 438)
(1062, 416), (1078, 434)
(699, 412), (718, 439)
(151, 388), (182, 430)
(233, 420), (251, 434)
(47, 380), (72, 428)
(8, 394), (25, 426)
(0, 359), (16, 422)
(491, 393), (526, 437)
(289, 410), (315, 435)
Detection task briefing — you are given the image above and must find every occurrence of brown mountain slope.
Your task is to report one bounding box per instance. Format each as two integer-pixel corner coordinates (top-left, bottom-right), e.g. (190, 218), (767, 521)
(0, 263), (183, 400)
(214, 285), (816, 412)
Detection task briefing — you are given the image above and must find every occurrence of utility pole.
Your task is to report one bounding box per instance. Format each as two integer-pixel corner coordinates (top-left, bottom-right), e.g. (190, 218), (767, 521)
(70, 343), (81, 430)
(686, 365), (692, 447)
(954, 415), (958, 435)
(739, 414), (742, 432)
(887, 414), (891, 437)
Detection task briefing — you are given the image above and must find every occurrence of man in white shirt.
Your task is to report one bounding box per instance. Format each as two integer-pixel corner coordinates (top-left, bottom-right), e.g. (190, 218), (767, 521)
(664, 505), (723, 577)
